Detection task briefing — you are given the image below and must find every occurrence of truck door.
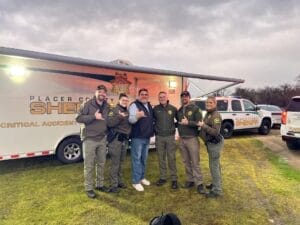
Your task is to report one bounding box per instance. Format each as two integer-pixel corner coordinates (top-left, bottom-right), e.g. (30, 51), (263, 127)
(242, 99), (260, 128)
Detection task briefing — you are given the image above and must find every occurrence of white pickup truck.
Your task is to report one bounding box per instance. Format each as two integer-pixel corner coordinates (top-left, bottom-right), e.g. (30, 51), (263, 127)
(191, 96), (273, 138)
(281, 96), (300, 150)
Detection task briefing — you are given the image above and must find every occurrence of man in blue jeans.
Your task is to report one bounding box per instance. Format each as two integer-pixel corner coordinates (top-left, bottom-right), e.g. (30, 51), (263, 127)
(129, 88), (154, 191)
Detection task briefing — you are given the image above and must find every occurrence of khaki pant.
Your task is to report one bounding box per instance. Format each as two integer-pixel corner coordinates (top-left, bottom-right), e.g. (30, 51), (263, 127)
(108, 138), (128, 187)
(207, 137), (224, 193)
(179, 137), (203, 185)
(82, 138), (107, 191)
(155, 135), (177, 181)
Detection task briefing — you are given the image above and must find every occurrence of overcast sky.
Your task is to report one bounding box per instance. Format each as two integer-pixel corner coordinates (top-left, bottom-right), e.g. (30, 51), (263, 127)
(0, 0), (299, 93)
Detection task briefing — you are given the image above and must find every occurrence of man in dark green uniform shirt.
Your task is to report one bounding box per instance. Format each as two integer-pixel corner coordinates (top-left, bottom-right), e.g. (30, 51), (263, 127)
(178, 91), (205, 194)
(153, 91), (178, 189)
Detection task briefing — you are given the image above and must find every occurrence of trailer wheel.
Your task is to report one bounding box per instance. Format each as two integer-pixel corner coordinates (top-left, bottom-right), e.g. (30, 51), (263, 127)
(56, 137), (82, 164)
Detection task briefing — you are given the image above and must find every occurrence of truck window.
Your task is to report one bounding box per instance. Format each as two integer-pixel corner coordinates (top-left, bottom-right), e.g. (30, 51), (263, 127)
(243, 100), (256, 111)
(231, 100), (242, 111)
(194, 101), (206, 110)
(217, 100), (228, 111)
(287, 98), (300, 112)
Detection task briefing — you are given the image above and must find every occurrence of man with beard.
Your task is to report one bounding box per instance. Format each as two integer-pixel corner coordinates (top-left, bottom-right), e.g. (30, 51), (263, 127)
(76, 85), (109, 198)
(177, 91), (205, 194)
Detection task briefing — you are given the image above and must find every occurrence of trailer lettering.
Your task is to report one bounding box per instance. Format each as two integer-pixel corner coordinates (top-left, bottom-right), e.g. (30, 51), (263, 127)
(42, 120), (77, 126)
(30, 102), (81, 114)
(0, 122), (39, 128)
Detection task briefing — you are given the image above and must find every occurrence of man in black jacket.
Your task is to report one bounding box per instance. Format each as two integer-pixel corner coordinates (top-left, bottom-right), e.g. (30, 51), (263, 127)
(153, 91), (178, 189)
(128, 88), (154, 192)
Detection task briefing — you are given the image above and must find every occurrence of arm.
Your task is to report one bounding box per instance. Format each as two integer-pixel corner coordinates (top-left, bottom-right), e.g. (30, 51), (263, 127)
(128, 103), (138, 124)
(107, 108), (123, 128)
(75, 102), (96, 124)
(187, 108), (202, 127)
(201, 116), (221, 137)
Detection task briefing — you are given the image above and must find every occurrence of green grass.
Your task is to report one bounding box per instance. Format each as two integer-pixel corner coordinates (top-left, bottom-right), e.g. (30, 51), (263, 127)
(0, 137), (299, 225)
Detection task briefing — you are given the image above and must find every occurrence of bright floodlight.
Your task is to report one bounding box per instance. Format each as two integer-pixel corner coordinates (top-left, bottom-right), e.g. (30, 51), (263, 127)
(9, 66), (27, 77)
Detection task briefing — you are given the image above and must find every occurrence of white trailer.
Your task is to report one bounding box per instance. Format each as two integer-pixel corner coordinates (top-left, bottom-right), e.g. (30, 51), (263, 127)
(0, 47), (244, 163)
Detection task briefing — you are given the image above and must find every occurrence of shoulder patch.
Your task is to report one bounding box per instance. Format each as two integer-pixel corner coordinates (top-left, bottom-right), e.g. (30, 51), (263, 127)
(168, 110), (173, 115)
(108, 111), (114, 117)
(214, 118), (221, 124)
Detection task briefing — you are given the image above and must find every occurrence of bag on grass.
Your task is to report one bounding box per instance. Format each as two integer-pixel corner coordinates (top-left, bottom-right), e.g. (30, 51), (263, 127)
(149, 213), (181, 225)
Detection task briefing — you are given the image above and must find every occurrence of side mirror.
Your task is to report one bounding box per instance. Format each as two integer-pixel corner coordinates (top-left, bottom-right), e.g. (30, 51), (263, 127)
(255, 106), (260, 111)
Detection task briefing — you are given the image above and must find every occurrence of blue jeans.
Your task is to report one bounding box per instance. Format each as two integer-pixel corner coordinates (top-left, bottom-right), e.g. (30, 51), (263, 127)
(131, 138), (150, 184)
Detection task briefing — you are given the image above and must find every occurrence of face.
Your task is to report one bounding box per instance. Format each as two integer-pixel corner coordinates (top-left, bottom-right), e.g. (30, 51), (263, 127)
(206, 98), (217, 111)
(138, 90), (149, 104)
(158, 93), (168, 105)
(95, 89), (107, 102)
(119, 96), (129, 107)
(181, 94), (190, 105)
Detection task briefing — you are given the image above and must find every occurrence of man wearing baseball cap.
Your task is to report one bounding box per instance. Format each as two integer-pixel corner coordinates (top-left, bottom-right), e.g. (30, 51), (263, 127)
(177, 90), (205, 194)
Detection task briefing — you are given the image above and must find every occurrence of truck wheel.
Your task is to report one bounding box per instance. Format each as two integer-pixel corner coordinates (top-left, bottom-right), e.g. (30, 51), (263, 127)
(259, 119), (271, 135)
(56, 137), (82, 164)
(221, 121), (233, 139)
(286, 140), (299, 150)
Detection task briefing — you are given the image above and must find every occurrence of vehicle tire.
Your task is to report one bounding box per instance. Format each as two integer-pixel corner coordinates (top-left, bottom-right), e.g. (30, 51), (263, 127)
(258, 119), (271, 135)
(221, 121), (234, 139)
(56, 137), (82, 164)
(286, 140), (299, 150)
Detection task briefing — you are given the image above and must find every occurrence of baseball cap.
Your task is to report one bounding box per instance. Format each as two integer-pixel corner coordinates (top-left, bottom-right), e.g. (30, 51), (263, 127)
(180, 91), (191, 97)
(96, 84), (107, 92)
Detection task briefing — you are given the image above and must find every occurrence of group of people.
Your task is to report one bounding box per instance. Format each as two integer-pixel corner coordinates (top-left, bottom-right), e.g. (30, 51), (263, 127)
(75, 85), (224, 199)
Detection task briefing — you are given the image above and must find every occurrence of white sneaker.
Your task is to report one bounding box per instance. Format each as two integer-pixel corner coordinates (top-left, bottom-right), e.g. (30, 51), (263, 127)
(141, 178), (151, 186)
(132, 183), (144, 192)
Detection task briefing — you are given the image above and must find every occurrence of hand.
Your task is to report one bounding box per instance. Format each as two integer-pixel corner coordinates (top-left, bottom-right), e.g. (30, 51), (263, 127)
(179, 116), (188, 125)
(95, 110), (104, 120)
(119, 110), (128, 117)
(136, 110), (146, 119)
(198, 120), (204, 127)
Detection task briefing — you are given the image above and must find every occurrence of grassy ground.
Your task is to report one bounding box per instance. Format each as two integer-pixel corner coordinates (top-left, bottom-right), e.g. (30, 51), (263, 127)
(0, 137), (299, 225)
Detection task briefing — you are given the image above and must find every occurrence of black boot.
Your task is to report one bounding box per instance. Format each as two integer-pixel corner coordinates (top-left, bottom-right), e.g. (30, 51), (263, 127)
(197, 184), (206, 194)
(171, 181), (178, 189)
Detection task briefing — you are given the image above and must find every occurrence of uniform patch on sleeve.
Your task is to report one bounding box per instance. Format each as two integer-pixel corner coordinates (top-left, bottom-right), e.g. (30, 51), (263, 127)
(108, 111), (114, 117)
(214, 118), (221, 124)
(188, 111), (192, 116)
(168, 110), (173, 115)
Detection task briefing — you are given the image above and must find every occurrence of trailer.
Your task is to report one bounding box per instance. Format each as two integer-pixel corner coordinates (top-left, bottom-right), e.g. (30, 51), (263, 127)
(0, 47), (244, 163)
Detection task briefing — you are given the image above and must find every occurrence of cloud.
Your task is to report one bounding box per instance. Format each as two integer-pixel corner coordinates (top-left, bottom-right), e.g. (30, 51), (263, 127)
(0, 0), (299, 91)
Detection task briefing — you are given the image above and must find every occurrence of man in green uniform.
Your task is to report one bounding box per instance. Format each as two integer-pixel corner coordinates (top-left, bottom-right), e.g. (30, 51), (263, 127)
(198, 96), (224, 198)
(153, 91), (178, 189)
(178, 91), (205, 194)
(107, 93), (131, 193)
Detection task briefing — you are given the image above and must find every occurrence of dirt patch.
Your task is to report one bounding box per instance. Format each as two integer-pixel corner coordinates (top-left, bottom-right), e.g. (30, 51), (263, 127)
(255, 129), (300, 170)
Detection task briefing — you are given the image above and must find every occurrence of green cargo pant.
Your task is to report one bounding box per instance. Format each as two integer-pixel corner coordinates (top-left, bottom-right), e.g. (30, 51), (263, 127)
(155, 135), (177, 181)
(179, 137), (203, 185)
(206, 137), (224, 194)
(108, 138), (128, 187)
(82, 137), (107, 191)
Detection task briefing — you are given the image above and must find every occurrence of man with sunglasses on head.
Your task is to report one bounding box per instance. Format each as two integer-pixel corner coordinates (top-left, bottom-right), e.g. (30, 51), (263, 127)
(128, 88), (154, 192)
(76, 85), (109, 199)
